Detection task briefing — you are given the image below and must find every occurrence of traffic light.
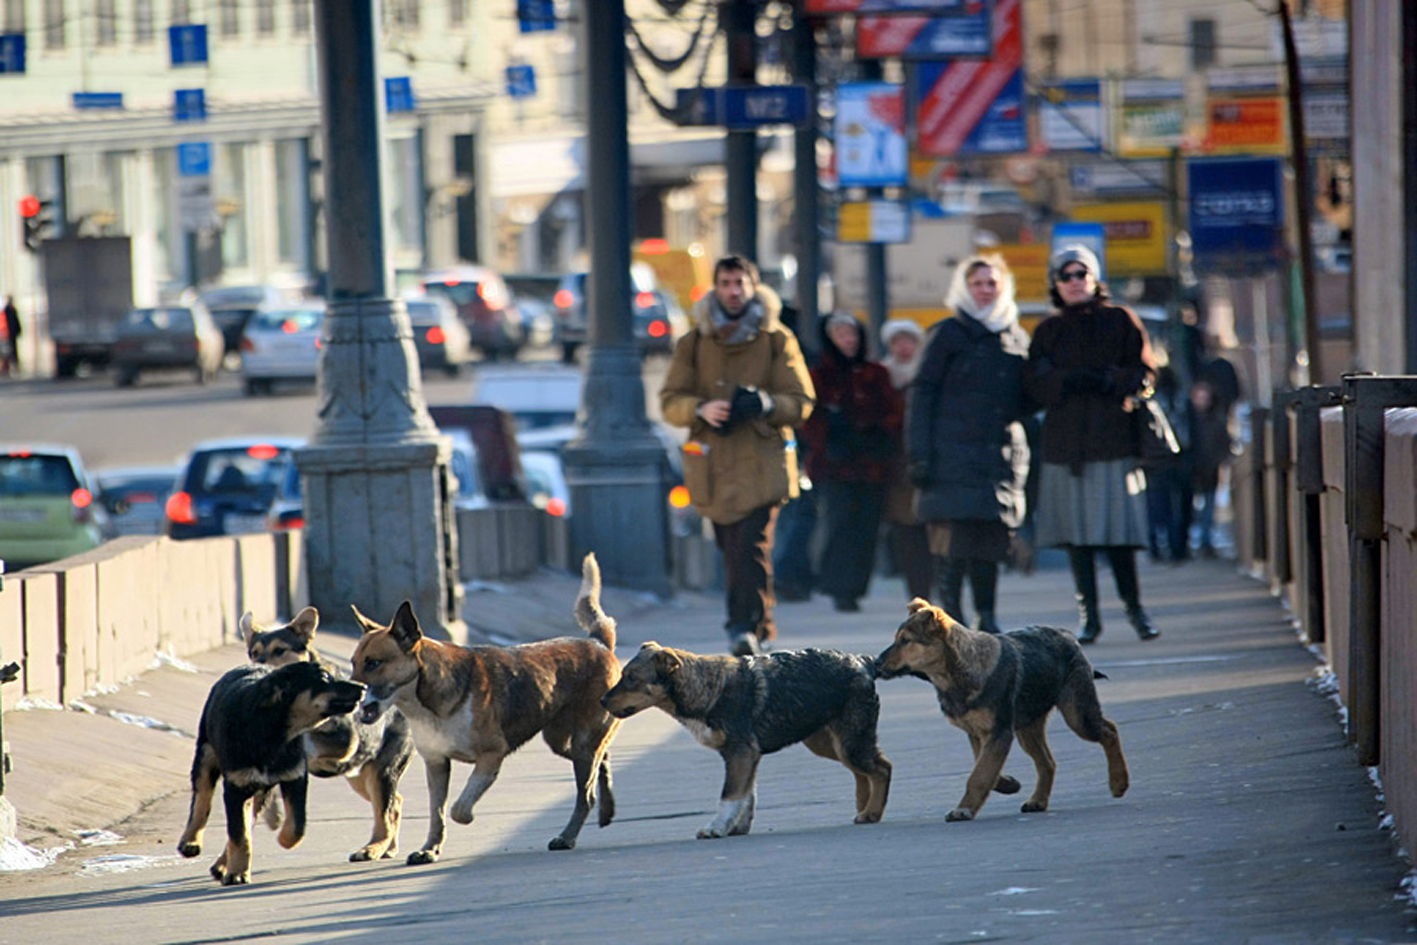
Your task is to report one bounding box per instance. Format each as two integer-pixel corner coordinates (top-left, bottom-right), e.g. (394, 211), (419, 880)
(19, 195), (52, 253)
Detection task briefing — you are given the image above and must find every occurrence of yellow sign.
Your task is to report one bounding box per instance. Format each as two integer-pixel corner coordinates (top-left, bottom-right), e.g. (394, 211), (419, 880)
(1071, 202), (1170, 276)
(992, 243), (1052, 303)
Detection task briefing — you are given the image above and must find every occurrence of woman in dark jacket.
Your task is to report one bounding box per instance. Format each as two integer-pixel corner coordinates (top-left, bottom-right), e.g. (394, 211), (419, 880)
(907, 254), (1031, 634)
(1026, 245), (1160, 643)
(799, 312), (903, 612)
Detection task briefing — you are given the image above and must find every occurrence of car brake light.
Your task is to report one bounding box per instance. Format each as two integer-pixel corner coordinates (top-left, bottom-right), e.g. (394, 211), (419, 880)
(248, 444), (279, 460)
(443, 278), (459, 287)
(282, 320), (299, 334)
(8, 450), (32, 458)
(554, 289), (574, 309)
(240, 337), (255, 352)
(647, 319), (668, 338)
(272, 515), (304, 531)
(639, 238), (669, 255)
(635, 291), (655, 309)
(425, 326), (446, 345)
(545, 497), (567, 518)
(668, 485), (692, 509)
(71, 488), (94, 523)
(315, 338), (322, 350)
(166, 491), (196, 524)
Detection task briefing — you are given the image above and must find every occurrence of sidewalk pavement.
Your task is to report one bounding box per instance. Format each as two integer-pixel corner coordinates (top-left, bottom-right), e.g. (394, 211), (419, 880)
(1, 555), (1414, 941)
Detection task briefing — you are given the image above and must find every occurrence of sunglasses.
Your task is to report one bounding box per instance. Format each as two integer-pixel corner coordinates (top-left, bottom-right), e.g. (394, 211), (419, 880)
(1056, 269), (1090, 283)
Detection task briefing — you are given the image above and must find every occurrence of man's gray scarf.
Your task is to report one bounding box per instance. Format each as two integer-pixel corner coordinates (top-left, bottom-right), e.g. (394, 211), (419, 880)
(710, 296), (765, 345)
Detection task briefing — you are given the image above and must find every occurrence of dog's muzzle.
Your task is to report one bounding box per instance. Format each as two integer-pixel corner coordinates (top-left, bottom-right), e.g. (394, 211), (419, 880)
(874, 649), (903, 679)
(358, 691), (387, 724)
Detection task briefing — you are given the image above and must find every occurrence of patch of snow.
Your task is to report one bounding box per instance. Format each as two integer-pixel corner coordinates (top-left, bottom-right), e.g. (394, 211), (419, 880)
(0, 837), (71, 871)
(464, 579), (511, 594)
(152, 649), (199, 673)
(12, 696), (63, 711)
(990, 887), (1040, 896)
(78, 853), (182, 876)
(76, 829), (125, 846)
(106, 711), (191, 738)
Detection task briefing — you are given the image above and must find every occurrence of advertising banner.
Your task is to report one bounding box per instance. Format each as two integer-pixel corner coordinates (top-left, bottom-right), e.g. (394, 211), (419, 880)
(857, 8), (993, 59)
(1071, 201), (1169, 275)
(1206, 97), (1284, 154)
(1037, 79), (1106, 152)
(807, 0), (969, 12)
(912, 0), (1025, 156)
(835, 82), (909, 187)
(1188, 157), (1284, 265)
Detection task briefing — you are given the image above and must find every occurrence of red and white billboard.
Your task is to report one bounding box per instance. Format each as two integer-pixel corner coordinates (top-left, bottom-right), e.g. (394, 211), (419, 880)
(913, 0), (1026, 156)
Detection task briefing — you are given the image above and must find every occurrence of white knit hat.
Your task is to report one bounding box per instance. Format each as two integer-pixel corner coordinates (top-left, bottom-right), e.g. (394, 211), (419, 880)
(880, 319), (922, 345)
(1049, 244), (1102, 282)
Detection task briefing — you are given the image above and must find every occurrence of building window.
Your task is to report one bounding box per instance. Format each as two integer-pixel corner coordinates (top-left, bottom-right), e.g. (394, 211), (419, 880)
(255, 0), (274, 36)
(449, 0), (465, 26)
(134, 0), (154, 44)
(388, 0), (419, 30)
(44, 0), (65, 50)
(96, 0), (117, 46)
(291, 0), (310, 35)
(3, 0), (25, 34)
(1190, 17), (1216, 70)
(170, 0), (190, 26)
(219, 0), (238, 38)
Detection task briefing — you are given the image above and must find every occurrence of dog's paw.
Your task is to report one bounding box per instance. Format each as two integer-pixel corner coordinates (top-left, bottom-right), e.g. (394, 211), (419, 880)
(1110, 774), (1129, 798)
(945, 807), (976, 822)
(178, 841), (202, 858)
(407, 849), (439, 866)
(209, 863), (225, 882)
(448, 803), (475, 825)
(349, 845), (382, 863)
(853, 811), (883, 825)
(220, 871), (250, 886)
(1021, 800), (1048, 813)
(696, 825), (727, 839)
(548, 835), (576, 851)
(993, 775), (1022, 795)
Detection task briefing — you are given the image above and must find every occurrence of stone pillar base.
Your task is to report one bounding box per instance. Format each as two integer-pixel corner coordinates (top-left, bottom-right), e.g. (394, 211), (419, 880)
(563, 439), (673, 599)
(296, 439), (465, 642)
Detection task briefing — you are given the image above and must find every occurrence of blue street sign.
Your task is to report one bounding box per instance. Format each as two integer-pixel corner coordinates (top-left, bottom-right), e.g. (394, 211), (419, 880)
(73, 92), (124, 110)
(174, 88), (206, 122)
(177, 141), (212, 177)
(722, 85), (810, 129)
(0, 33), (25, 74)
(517, 0), (555, 33)
(385, 77), (415, 114)
(168, 24), (208, 66)
(505, 64), (537, 100)
(674, 87), (721, 126)
(1188, 157), (1284, 264)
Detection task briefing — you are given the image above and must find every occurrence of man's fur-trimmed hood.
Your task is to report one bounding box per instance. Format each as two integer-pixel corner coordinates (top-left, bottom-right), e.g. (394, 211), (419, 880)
(690, 284), (784, 338)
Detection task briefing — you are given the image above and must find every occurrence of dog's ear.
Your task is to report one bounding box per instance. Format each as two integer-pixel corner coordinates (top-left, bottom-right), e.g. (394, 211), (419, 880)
(654, 648), (682, 675)
(390, 601), (423, 652)
(907, 598), (931, 615)
(240, 611), (259, 647)
(351, 605), (384, 635)
(288, 607), (319, 644)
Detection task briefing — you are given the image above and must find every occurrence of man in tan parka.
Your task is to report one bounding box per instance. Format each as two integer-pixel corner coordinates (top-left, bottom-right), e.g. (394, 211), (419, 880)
(661, 254), (815, 656)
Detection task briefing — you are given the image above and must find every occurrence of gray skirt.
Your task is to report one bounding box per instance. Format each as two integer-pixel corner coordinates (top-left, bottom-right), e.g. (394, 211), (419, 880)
(1035, 460), (1149, 548)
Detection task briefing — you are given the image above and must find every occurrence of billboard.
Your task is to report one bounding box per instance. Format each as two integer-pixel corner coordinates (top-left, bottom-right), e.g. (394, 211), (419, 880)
(911, 0), (1025, 157)
(834, 82), (909, 186)
(856, 8), (993, 59)
(1071, 201), (1169, 275)
(1188, 157), (1284, 265)
(1037, 79), (1106, 152)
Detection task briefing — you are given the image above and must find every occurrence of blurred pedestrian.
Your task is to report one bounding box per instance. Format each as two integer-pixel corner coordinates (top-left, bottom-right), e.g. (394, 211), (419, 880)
(879, 318), (932, 600)
(799, 312), (902, 613)
(907, 254), (1031, 634)
(1189, 379), (1234, 557)
(1026, 245), (1161, 643)
(661, 254), (815, 656)
(1144, 361), (1194, 563)
(2, 296), (20, 376)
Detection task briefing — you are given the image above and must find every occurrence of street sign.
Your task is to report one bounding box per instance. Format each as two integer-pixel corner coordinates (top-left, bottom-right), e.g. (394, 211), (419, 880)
(168, 24), (208, 66)
(834, 82), (908, 187)
(73, 92), (123, 110)
(1188, 157), (1284, 264)
(385, 77), (415, 114)
(505, 64), (537, 99)
(517, 0), (555, 33)
(173, 88), (206, 122)
(673, 85), (810, 129)
(1051, 222), (1108, 282)
(837, 200), (912, 244)
(0, 33), (25, 74)
(911, 0), (1026, 156)
(177, 141), (212, 177)
(807, 0), (971, 12)
(856, 9), (993, 59)
(176, 141), (216, 232)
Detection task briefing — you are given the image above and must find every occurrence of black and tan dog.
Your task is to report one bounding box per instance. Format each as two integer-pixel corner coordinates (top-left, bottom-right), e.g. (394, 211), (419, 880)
(176, 661), (365, 885)
(351, 553), (622, 864)
(877, 598), (1129, 822)
(601, 642), (891, 838)
(243, 607), (414, 862)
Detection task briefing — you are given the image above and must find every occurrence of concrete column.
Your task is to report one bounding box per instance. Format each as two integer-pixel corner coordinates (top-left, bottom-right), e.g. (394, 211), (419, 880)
(561, 0), (671, 597)
(297, 0), (464, 639)
(724, 0), (758, 258)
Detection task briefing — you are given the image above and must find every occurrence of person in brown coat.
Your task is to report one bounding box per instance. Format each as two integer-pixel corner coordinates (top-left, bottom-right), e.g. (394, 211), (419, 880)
(1025, 245), (1161, 643)
(661, 254), (815, 656)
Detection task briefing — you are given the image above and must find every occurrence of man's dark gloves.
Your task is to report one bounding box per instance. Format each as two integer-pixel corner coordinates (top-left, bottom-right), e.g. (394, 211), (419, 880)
(727, 385), (773, 425)
(1062, 367), (1114, 395)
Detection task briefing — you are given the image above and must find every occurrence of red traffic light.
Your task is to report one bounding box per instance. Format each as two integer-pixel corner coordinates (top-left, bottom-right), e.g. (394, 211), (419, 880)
(18, 195), (41, 218)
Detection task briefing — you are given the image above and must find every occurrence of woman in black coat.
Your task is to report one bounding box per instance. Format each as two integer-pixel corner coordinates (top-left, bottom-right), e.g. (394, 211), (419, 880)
(906, 255), (1031, 634)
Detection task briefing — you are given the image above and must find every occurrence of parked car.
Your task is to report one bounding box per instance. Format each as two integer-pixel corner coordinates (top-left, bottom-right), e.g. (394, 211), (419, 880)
(112, 303), (225, 387)
(468, 364), (582, 430)
(199, 284), (293, 362)
(0, 444), (111, 569)
(406, 295), (473, 376)
(165, 437), (303, 540)
(421, 265), (524, 360)
(239, 301), (325, 394)
(520, 449), (569, 518)
(551, 263), (684, 361)
(503, 272), (563, 349)
(95, 465), (180, 536)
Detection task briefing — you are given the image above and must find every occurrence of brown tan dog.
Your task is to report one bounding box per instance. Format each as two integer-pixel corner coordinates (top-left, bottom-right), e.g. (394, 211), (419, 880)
(350, 553), (622, 864)
(877, 598), (1129, 821)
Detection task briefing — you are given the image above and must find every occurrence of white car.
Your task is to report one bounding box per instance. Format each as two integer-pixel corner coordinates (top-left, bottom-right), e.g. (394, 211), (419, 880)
(469, 363), (582, 430)
(239, 301), (325, 394)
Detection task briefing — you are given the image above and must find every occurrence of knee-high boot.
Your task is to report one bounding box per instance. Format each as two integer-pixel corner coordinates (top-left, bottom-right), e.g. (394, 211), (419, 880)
(938, 557), (966, 621)
(1068, 546), (1102, 644)
(968, 560), (1002, 634)
(1105, 547), (1160, 640)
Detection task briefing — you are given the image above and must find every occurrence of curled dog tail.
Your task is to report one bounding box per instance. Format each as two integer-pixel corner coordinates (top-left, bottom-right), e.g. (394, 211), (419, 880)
(575, 553), (616, 651)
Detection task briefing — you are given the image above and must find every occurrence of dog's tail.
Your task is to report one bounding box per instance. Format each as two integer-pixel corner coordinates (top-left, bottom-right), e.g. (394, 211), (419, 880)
(575, 553), (616, 651)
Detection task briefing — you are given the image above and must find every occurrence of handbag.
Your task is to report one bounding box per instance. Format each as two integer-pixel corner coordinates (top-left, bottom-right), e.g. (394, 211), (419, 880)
(1134, 396), (1181, 465)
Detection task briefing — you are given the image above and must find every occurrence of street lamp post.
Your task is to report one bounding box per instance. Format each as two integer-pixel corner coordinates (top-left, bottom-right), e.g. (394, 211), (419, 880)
(296, 0), (464, 639)
(561, 0), (672, 597)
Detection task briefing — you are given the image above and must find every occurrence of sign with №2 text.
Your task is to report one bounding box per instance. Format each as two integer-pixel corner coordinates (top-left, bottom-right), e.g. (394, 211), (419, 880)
(912, 0), (1026, 156)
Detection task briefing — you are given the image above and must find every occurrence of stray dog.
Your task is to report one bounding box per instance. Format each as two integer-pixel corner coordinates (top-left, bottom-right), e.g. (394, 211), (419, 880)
(602, 642), (891, 838)
(877, 598), (1129, 822)
(351, 553), (622, 864)
(243, 606), (415, 862)
(176, 661), (365, 885)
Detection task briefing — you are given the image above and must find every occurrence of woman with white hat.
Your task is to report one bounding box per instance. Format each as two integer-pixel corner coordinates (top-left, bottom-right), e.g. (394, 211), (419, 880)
(878, 318), (932, 601)
(1024, 245), (1161, 643)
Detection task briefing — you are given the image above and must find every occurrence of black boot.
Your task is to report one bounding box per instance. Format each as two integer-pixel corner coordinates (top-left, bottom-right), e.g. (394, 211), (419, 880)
(1107, 547), (1160, 640)
(968, 560), (1002, 633)
(1068, 547), (1102, 644)
(938, 557), (966, 622)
